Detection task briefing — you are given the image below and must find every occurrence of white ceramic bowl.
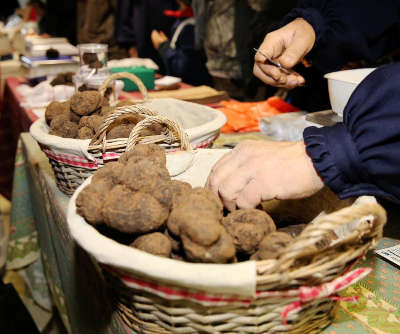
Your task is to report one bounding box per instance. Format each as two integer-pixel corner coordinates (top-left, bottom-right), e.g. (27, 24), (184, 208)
(324, 68), (375, 117)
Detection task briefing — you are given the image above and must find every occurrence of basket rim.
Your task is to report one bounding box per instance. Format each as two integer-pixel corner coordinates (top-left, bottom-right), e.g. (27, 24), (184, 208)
(29, 98), (227, 151)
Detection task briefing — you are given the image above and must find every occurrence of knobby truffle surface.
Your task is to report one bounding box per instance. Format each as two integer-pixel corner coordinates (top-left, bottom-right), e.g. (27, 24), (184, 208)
(222, 209), (276, 254)
(131, 232), (172, 257)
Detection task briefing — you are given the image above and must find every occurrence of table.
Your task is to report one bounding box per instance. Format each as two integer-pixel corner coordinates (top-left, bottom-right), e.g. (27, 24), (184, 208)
(4, 77), (400, 333)
(6, 133), (400, 334)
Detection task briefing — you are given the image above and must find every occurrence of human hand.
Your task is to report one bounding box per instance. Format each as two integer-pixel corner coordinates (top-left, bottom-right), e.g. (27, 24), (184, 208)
(151, 30), (168, 50)
(206, 140), (324, 211)
(253, 18), (316, 88)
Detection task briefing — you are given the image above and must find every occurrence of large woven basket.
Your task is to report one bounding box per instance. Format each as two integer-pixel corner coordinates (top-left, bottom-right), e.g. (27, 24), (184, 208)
(29, 78), (226, 195)
(67, 154), (386, 333)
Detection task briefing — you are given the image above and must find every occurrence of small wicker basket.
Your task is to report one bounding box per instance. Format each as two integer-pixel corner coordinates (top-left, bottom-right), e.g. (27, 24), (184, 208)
(67, 158), (386, 333)
(29, 73), (226, 195)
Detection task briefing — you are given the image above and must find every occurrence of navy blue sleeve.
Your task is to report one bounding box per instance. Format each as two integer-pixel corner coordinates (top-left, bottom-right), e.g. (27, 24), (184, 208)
(303, 62), (400, 203)
(282, 0), (400, 73)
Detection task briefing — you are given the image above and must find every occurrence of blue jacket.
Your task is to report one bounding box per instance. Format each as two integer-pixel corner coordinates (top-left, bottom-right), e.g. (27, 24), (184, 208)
(304, 62), (400, 203)
(283, 0), (400, 74)
(158, 18), (212, 86)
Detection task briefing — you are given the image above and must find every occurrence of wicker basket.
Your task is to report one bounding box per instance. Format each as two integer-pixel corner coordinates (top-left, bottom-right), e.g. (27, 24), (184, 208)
(30, 80), (226, 195)
(67, 156), (386, 333)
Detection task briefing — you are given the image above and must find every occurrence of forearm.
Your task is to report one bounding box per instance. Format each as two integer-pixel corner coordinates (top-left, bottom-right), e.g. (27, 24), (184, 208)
(303, 62), (400, 203)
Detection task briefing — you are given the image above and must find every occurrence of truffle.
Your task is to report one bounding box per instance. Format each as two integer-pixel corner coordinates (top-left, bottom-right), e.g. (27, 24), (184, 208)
(119, 143), (166, 167)
(82, 52), (98, 65)
(140, 122), (165, 137)
(167, 190), (222, 239)
(103, 185), (169, 234)
(131, 232), (172, 258)
(49, 114), (79, 138)
(69, 110), (81, 123)
(92, 162), (125, 185)
(168, 180), (192, 209)
(70, 91), (101, 116)
(45, 101), (70, 125)
(222, 209), (276, 255)
(79, 115), (104, 132)
(77, 126), (94, 139)
(89, 59), (103, 69)
(121, 158), (170, 192)
(250, 232), (293, 261)
(191, 187), (223, 216)
(182, 229), (235, 263)
(106, 124), (135, 139)
(76, 178), (113, 225)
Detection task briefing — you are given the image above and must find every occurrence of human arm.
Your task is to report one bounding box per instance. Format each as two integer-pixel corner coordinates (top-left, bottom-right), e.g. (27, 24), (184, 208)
(254, 0), (400, 87)
(208, 63), (400, 209)
(304, 62), (400, 203)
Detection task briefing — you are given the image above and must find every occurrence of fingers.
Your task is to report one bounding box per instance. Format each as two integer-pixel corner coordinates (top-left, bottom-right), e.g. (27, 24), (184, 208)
(278, 33), (312, 69)
(253, 63), (305, 88)
(235, 179), (262, 209)
(207, 148), (248, 195)
(217, 166), (254, 211)
(160, 31), (167, 39)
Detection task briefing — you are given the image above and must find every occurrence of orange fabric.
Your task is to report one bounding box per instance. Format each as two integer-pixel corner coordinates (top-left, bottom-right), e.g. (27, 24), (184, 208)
(219, 97), (299, 133)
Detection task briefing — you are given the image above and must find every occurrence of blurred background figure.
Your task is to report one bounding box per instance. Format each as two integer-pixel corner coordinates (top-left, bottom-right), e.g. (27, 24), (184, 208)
(78, 0), (127, 59)
(193, 0), (297, 100)
(115, 0), (177, 72)
(151, 0), (212, 86)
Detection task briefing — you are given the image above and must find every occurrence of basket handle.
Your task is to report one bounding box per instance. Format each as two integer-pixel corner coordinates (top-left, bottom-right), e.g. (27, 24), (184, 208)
(89, 105), (158, 146)
(126, 115), (192, 153)
(98, 72), (148, 101)
(266, 199), (386, 273)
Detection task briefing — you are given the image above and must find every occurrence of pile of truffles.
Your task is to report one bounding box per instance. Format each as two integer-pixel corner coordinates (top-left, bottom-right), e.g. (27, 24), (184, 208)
(76, 143), (309, 263)
(45, 94), (161, 140)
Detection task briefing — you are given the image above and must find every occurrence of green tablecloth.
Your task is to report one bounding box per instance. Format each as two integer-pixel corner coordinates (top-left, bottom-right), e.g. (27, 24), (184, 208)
(7, 133), (400, 334)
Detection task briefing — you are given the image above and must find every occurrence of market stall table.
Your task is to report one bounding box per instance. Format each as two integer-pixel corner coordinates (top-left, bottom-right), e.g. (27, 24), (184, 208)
(6, 132), (400, 334)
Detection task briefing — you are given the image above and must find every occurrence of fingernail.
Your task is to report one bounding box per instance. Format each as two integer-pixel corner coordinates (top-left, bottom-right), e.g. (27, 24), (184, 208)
(288, 80), (297, 86)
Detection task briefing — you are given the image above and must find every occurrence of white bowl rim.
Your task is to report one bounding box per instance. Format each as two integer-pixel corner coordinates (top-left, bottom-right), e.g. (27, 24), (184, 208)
(324, 68), (376, 84)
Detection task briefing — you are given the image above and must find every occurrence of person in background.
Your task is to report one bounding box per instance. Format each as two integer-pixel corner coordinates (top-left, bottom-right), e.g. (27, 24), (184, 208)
(192, 0), (297, 100)
(14, 0), (44, 23)
(78, 0), (127, 59)
(151, 0), (212, 86)
(207, 1), (400, 213)
(114, 0), (177, 72)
